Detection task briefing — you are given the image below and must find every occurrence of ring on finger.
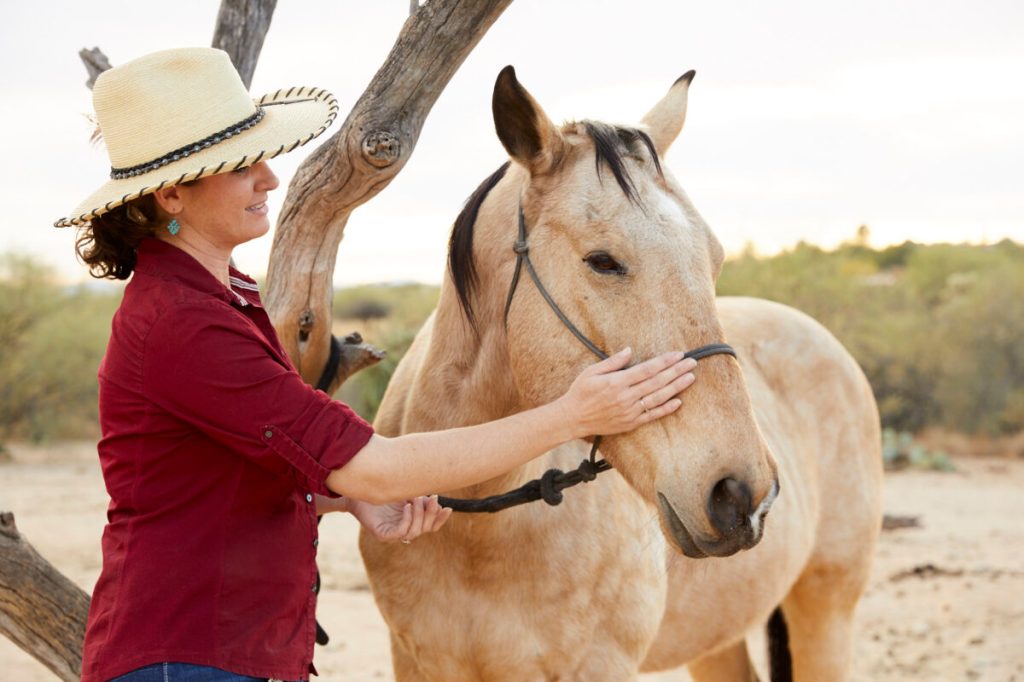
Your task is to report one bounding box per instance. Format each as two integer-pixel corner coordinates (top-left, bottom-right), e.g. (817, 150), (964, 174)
(639, 396), (650, 412)
(401, 538), (411, 544)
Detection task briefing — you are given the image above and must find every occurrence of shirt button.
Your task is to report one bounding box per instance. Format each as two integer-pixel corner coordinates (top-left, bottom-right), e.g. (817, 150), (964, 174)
(305, 493), (313, 503)
(312, 538), (319, 548)
(311, 582), (317, 592)
(264, 429), (273, 439)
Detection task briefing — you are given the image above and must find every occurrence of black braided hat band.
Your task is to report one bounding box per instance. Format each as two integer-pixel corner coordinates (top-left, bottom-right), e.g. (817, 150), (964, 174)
(109, 107), (266, 180)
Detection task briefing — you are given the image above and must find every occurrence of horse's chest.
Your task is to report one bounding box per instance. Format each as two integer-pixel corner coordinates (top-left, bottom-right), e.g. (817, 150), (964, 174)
(399, 581), (663, 680)
(379, 518), (668, 679)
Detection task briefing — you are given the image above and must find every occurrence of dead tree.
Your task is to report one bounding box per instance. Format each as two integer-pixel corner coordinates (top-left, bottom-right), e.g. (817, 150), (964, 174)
(1, 0), (512, 676)
(211, 0), (278, 89)
(0, 512), (88, 681)
(80, 0), (278, 90)
(264, 0), (513, 391)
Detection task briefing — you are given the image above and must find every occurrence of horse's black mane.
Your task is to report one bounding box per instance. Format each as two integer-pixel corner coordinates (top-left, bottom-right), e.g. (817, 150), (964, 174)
(447, 122), (663, 327)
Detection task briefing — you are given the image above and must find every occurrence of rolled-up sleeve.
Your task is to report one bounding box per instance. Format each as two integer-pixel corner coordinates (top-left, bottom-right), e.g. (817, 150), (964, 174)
(142, 300), (374, 496)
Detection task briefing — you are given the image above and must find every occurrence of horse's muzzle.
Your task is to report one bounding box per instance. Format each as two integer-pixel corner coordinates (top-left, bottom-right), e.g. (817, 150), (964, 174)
(657, 478), (779, 558)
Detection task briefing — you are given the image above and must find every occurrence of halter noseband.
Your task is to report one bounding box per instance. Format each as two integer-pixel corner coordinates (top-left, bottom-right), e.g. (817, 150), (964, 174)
(437, 203), (736, 513)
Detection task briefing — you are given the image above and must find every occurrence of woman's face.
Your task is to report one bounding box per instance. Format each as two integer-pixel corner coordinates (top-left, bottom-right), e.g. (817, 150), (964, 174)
(173, 161), (280, 248)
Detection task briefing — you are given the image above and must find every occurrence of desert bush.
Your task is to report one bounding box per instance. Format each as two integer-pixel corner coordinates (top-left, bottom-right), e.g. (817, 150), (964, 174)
(333, 283), (439, 327)
(339, 299), (391, 322)
(0, 255), (121, 445)
(718, 235), (1024, 435)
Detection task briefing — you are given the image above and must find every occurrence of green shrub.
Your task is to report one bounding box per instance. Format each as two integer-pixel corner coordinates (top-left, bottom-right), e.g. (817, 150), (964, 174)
(0, 255), (121, 445)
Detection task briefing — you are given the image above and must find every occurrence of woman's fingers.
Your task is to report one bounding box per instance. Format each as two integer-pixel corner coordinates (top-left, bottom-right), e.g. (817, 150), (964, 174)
(585, 347), (633, 376)
(405, 496), (426, 539)
(424, 496), (453, 533)
(637, 397), (684, 424)
(401, 496), (454, 541)
(395, 502), (413, 540)
(564, 348), (701, 439)
(628, 355), (696, 398)
(633, 369), (697, 413)
(433, 506), (454, 532)
(616, 350), (688, 385)
(419, 495), (442, 533)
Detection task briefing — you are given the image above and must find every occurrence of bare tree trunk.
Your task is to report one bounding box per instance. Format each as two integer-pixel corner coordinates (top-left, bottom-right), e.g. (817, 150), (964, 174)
(78, 47), (111, 89)
(0, 512), (88, 682)
(79, 0), (277, 90)
(265, 0), (514, 389)
(211, 0), (278, 89)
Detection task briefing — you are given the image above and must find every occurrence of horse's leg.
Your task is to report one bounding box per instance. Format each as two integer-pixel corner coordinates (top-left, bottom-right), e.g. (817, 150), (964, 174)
(779, 565), (863, 681)
(687, 640), (760, 682)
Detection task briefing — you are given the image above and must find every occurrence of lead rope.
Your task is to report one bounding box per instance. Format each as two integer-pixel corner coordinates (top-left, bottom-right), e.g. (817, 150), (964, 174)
(438, 204), (736, 513)
(312, 342), (345, 645)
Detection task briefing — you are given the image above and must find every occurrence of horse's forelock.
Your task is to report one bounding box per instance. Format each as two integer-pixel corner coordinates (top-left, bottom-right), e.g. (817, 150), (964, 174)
(448, 161), (511, 328)
(578, 121), (665, 205)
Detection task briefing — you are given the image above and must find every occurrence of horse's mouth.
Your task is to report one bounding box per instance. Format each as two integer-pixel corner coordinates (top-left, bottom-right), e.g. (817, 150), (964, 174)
(657, 492), (708, 558)
(657, 492), (762, 559)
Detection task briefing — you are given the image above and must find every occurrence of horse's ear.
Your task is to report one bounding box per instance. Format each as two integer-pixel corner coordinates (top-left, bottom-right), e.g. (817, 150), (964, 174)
(492, 66), (565, 175)
(641, 70), (695, 157)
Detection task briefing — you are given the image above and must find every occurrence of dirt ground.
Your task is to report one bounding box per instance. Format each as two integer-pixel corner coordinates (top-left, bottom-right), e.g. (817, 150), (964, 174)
(2, 444), (1022, 681)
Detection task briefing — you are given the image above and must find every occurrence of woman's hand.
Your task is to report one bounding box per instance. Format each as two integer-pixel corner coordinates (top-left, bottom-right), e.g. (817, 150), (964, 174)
(557, 348), (698, 439)
(349, 495), (453, 543)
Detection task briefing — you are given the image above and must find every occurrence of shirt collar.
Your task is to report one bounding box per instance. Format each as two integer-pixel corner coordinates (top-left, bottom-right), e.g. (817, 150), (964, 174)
(135, 238), (263, 308)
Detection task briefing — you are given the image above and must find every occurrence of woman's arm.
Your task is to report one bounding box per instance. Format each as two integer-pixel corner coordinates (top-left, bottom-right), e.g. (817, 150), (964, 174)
(327, 348), (697, 504)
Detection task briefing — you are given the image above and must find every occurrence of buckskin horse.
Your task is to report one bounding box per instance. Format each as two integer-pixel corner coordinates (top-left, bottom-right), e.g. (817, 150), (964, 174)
(358, 66), (883, 681)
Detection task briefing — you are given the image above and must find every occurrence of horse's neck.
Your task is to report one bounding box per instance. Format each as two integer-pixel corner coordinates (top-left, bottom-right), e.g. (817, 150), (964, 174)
(405, 283), (549, 498)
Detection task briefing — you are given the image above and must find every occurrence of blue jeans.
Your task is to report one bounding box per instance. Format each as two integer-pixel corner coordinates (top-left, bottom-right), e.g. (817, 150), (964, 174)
(109, 662), (302, 681)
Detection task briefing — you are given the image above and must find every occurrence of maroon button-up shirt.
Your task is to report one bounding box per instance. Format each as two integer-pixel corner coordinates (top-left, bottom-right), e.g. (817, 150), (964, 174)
(81, 238), (374, 682)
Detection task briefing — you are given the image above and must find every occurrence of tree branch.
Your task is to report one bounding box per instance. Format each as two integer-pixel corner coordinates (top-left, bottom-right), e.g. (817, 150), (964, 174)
(0, 512), (89, 682)
(77, 47), (111, 90)
(211, 0), (278, 89)
(264, 0), (514, 383)
(79, 0), (277, 91)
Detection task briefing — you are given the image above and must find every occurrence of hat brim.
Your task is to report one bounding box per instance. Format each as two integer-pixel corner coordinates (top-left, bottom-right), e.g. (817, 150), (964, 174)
(55, 86), (339, 227)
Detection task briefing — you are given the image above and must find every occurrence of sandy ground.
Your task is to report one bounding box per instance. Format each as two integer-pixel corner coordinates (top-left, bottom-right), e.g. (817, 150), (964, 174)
(2, 444), (1022, 681)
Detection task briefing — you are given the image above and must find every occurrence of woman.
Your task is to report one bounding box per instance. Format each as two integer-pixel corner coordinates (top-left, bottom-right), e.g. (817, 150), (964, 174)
(56, 48), (698, 682)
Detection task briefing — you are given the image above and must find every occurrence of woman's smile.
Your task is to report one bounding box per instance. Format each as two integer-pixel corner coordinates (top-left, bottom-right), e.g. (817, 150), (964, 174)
(246, 201), (268, 216)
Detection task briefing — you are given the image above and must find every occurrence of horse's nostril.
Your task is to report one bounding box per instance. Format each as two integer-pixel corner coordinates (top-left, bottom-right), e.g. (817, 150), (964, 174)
(708, 477), (753, 537)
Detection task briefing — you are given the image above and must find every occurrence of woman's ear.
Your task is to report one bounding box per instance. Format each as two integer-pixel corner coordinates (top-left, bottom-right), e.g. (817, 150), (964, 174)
(152, 184), (185, 216)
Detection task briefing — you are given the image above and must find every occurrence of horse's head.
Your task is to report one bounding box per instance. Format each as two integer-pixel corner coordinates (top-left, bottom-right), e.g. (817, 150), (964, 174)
(447, 67), (779, 558)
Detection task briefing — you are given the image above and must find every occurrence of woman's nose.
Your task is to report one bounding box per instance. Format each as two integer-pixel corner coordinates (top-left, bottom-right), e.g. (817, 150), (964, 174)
(252, 161), (280, 191)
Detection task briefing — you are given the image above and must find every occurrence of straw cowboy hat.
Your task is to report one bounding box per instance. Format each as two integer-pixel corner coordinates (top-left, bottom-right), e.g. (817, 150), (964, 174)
(54, 47), (338, 228)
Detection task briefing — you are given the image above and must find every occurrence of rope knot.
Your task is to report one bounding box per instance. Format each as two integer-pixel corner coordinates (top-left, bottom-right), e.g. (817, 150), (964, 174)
(539, 468), (564, 506)
(577, 459), (600, 482)
(513, 240), (529, 255)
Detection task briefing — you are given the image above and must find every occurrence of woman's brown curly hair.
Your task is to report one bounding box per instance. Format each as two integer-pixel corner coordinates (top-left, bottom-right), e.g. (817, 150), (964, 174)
(75, 195), (167, 280)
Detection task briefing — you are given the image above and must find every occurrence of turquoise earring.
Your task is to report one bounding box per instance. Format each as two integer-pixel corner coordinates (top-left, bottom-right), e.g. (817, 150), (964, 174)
(167, 218), (180, 236)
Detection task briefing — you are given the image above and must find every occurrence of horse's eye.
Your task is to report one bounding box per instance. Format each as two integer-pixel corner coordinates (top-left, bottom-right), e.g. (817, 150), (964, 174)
(584, 251), (627, 275)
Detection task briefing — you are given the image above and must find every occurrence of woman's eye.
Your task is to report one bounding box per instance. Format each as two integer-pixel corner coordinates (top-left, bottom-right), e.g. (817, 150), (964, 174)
(232, 166), (250, 175)
(584, 251), (627, 275)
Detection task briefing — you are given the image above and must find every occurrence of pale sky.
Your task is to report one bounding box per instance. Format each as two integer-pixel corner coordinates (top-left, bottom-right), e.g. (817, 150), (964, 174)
(1, 1), (1022, 287)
